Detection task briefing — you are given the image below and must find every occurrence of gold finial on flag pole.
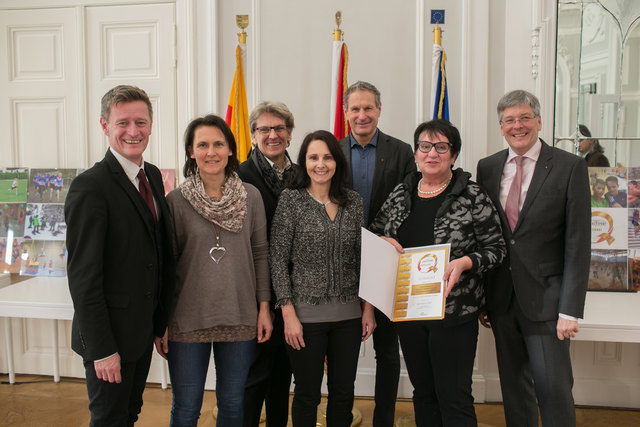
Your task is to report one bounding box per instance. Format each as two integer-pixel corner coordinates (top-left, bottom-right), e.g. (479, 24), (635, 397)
(433, 22), (442, 46)
(334, 11), (343, 41)
(236, 15), (249, 44)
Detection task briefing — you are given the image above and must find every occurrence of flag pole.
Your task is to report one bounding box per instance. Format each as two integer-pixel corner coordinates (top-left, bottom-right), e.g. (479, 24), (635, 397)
(236, 14), (248, 44)
(430, 10), (449, 121)
(224, 14), (251, 162)
(330, 11), (349, 139)
(334, 10), (343, 41)
(433, 22), (442, 46)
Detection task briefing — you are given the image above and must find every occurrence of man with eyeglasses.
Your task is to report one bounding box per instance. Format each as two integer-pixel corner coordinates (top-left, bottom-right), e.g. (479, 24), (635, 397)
(339, 80), (414, 427)
(476, 90), (590, 426)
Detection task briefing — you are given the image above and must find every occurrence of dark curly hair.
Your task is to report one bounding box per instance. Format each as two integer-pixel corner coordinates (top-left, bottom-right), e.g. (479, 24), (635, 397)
(413, 119), (462, 159)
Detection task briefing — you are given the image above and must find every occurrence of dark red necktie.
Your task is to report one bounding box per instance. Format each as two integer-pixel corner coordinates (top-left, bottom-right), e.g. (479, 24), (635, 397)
(137, 169), (157, 223)
(505, 156), (523, 231)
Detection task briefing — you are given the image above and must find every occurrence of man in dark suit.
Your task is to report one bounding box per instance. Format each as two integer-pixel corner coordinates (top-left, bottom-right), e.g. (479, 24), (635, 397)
(476, 90), (590, 427)
(339, 81), (414, 427)
(65, 85), (175, 426)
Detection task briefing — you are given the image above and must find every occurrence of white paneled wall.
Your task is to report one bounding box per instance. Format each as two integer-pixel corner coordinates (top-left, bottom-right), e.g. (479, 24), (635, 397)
(0, 0), (638, 409)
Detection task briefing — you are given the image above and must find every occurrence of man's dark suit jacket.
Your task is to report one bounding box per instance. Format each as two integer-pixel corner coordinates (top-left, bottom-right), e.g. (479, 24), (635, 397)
(65, 149), (175, 362)
(476, 140), (590, 321)
(339, 131), (415, 226)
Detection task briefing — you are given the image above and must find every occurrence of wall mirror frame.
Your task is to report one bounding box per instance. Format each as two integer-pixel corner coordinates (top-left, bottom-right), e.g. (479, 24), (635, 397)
(554, 0), (640, 168)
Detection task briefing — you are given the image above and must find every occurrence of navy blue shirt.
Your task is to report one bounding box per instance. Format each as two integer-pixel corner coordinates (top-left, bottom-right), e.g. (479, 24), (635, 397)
(350, 130), (379, 225)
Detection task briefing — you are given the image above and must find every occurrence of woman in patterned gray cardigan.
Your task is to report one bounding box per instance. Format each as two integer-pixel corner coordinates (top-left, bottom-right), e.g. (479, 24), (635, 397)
(369, 119), (505, 427)
(270, 130), (376, 426)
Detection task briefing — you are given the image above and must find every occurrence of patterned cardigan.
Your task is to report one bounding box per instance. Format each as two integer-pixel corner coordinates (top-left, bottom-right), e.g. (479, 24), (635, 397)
(270, 188), (363, 308)
(370, 169), (506, 326)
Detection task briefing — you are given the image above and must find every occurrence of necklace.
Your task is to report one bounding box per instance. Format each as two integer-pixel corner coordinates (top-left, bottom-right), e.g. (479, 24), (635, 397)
(209, 224), (226, 264)
(417, 174), (452, 195)
(306, 189), (332, 207)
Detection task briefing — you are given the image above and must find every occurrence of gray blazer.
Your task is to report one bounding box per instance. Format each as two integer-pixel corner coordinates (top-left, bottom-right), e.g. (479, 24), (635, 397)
(476, 140), (590, 321)
(339, 130), (415, 226)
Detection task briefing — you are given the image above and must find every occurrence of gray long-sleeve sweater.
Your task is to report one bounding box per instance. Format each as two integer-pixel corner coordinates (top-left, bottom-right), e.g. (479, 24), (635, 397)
(166, 183), (269, 342)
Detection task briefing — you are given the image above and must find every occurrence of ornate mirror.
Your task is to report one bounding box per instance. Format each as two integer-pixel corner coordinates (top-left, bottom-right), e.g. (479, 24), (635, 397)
(555, 0), (640, 167)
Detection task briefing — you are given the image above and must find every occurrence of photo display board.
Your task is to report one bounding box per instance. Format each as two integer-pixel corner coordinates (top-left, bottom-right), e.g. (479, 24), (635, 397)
(0, 167), (176, 276)
(589, 166), (640, 291)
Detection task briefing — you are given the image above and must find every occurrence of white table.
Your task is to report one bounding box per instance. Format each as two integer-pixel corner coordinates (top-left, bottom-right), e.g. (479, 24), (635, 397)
(0, 276), (167, 387)
(0, 276), (72, 383)
(576, 291), (640, 343)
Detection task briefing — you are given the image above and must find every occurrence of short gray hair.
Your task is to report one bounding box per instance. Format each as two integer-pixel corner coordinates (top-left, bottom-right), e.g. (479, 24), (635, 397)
(497, 89), (540, 122)
(248, 101), (295, 132)
(343, 81), (381, 110)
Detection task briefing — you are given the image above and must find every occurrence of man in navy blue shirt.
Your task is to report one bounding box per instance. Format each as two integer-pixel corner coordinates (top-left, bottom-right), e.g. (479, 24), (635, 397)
(604, 175), (627, 207)
(338, 80), (415, 427)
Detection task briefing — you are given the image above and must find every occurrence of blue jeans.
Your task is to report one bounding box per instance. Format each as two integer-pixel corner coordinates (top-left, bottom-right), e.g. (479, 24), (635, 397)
(168, 339), (256, 427)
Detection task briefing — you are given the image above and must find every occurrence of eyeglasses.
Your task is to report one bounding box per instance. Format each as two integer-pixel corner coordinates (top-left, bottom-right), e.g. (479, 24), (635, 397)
(417, 141), (451, 154)
(254, 125), (288, 135)
(500, 115), (537, 126)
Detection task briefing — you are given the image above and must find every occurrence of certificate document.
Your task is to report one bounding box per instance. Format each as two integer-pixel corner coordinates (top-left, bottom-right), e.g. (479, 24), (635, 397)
(393, 245), (450, 321)
(359, 228), (450, 322)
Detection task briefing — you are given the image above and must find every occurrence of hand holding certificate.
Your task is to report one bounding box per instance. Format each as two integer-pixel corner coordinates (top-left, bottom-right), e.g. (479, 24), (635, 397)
(359, 228), (451, 321)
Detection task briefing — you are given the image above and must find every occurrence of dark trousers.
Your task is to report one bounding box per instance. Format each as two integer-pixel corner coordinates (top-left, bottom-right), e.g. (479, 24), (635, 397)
(287, 318), (361, 427)
(372, 307), (400, 427)
(396, 319), (478, 427)
(490, 295), (575, 427)
(84, 344), (153, 427)
(243, 310), (292, 427)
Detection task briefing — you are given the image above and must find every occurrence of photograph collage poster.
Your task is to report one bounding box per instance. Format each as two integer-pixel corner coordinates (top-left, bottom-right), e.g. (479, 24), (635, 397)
(590, 166), (640, 292)
(0, 167), (176, 277)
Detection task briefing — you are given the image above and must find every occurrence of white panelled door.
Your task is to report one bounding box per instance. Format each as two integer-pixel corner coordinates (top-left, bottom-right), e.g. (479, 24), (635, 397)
(85, 3), (177, 169)
(0, 8), (82, 168)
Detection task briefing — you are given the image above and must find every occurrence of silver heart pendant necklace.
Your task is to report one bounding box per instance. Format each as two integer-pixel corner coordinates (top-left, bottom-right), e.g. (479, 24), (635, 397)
(209, 223), (226, 264)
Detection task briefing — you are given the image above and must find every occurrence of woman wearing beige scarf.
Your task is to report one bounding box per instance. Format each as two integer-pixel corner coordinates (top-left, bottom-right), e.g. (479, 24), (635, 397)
(156, 115), (272, 426)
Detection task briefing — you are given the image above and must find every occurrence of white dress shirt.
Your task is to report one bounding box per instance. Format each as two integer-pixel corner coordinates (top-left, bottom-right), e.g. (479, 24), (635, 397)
(109, 147), (159, 218)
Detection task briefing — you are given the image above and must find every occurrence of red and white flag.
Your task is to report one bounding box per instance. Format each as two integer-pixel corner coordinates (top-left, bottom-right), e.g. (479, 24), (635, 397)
(329, 39), (349, 140)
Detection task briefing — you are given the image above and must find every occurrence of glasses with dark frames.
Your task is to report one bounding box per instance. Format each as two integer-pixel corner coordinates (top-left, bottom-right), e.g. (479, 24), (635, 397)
(417, 141), (451, 154)
(254, 125), (288, 135)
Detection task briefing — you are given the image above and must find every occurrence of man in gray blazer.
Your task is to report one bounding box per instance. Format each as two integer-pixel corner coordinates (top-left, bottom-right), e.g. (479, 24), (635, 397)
(476, 90), (590, 427)
(339, 81), (414, 427)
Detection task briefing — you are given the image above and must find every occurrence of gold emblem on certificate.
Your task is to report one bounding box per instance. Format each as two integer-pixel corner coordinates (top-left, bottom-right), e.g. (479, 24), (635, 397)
(358, 229), (451, 322)
(393, 244), (449, 322)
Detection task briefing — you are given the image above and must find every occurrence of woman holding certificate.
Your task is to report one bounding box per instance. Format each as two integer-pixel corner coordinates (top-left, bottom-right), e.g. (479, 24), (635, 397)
(269, 130), (376, 426)
(370, 119), (506, 426)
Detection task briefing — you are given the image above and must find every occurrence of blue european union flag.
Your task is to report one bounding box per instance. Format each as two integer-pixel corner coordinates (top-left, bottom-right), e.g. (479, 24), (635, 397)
(430, 10), (445, 25)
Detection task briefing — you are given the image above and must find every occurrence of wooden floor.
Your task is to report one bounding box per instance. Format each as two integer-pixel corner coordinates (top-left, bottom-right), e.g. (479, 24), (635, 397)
(1, 375), (639, 426)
